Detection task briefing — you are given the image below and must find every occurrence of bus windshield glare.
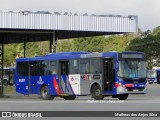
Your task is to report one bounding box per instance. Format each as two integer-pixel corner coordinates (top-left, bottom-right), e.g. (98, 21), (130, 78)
(118, 60), (146, 78)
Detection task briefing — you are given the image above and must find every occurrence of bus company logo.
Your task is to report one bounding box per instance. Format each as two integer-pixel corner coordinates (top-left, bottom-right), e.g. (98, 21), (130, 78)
(71, 77), (74, 81)
(37, 76), (44, 84)
(71, 77), (79, 81)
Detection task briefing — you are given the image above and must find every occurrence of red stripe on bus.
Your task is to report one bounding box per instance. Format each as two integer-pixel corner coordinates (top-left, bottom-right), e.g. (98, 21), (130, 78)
(53, 77), (64, 94)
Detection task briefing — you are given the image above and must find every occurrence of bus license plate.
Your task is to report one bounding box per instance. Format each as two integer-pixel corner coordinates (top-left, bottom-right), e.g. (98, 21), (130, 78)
(133, 89), (139, 92)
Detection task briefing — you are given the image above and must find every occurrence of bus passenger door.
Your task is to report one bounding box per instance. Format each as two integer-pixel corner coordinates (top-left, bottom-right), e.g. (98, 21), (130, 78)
(103, 58), (115, 92)
(15, 62), (29, 95)
(59, 61), (69, 94)
(29, 62), (39, 94)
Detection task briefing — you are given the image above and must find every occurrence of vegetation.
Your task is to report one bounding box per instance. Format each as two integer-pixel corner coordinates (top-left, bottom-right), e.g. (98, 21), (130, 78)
(2, 26), (160, 69)
(4, 41), (50, 66)
(126, 27), (160, 69)
(57, 34), (136, 52)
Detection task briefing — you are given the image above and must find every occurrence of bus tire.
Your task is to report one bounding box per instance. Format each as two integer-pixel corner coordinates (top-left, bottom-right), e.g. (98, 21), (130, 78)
(40, 86), (54, 100)
(63, 95), (76, 100)
(117, 94), (128, 100)
(91, 85), (104, 100)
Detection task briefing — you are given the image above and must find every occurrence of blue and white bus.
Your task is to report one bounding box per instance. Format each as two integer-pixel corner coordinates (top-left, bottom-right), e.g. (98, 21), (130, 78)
(15, 51), (147, 100)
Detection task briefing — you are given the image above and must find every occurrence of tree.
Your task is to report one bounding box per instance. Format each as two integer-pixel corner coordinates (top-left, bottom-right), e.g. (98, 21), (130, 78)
(4, 43), (24, 66)
(57, 36), (105, 52)
(57, 39), (73, 52)
(126, 30), (160, 69)
(103, 34), (135, 52)
(152, 26), (160, 36)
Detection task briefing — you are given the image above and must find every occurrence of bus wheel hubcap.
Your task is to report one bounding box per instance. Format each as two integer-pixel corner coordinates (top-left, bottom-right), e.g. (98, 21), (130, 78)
(42, 90), (47, 97)
(95, 89), (100, 96)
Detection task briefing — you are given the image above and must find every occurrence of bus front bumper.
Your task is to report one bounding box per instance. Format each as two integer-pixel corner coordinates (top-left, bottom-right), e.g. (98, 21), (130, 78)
(117, 86), (147, 94)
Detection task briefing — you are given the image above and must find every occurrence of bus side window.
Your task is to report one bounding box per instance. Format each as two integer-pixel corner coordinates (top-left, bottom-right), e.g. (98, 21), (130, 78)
(30, 61), (39, 76)
(39, 61), (47, 75)
(17, 62), (29, 76)
(49, 61), (57, 75)
(70, 59), (79, 74)
(60, 61), (69, 75)
(80, 59), (89, 74)
(90, 58), (102, 74)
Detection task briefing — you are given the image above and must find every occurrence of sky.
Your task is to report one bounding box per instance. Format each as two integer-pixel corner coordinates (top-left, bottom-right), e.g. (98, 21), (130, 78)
(0, 0), (160, 32)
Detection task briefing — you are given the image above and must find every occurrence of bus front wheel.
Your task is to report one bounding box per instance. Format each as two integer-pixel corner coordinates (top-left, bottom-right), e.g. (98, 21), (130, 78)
(40, 86), (54, 100)
(91, 85), (104, 100)
(117, 94), (128, 100)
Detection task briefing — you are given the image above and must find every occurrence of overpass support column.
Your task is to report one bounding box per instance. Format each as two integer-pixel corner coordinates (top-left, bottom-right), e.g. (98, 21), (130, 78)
(50, 31), (58, 53)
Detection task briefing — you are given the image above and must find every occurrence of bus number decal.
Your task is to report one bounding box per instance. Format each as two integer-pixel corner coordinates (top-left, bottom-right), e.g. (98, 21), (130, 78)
(19, 79), (25, 82)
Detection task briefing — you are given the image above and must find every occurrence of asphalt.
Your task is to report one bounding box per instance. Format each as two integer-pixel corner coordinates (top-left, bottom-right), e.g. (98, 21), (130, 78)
(0, 84), (160, 120)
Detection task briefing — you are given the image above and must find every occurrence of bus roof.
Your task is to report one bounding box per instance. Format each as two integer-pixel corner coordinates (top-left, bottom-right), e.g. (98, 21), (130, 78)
(16, 51), (143, 62)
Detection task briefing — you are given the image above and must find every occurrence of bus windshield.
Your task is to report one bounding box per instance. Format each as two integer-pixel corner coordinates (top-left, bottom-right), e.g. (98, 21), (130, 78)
(118, 60), (146, 78)
(147, 70), (156, 78)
